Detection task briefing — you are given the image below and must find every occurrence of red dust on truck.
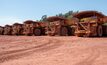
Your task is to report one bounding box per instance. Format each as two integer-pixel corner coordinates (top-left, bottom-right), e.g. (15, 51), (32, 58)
(46, 16), (73, 36)
(4, 25), (12, 35)
(73, 11), (107, 37)
(12, 23), (23, 35)
(23, 20), (46, 36)
(0, 26), (4, 35)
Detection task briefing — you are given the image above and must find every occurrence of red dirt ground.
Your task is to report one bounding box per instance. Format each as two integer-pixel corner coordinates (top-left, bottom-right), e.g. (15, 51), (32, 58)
(0, 36), (107, 65)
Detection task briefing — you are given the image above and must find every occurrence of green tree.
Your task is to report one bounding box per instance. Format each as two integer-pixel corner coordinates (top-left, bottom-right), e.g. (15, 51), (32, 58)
(40, 15), (47, 22)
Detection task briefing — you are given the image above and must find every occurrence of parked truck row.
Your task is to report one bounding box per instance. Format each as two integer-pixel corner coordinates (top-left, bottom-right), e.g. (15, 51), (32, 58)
(0, 20), (47, 36)
(0, 11), (107, 37)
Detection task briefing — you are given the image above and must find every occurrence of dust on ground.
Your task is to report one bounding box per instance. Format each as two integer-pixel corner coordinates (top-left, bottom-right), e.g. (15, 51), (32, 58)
(0, 36), (107, 65)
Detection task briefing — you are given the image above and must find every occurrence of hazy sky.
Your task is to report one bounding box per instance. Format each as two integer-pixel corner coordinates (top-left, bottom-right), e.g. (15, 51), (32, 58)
(0, 0), (107, 26)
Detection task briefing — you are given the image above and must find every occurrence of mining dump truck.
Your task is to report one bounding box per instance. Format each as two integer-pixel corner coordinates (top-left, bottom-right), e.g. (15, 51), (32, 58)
(12, 23), (23, 35)
(102, 16), (107, 36)
(46, 16), (73, 36)
(0, 26), (4, 35)
(73, 11), (107, 37)
(37, 22), (48, 35)
(23, 20), (46, 36)
(4, 25), (12, 35)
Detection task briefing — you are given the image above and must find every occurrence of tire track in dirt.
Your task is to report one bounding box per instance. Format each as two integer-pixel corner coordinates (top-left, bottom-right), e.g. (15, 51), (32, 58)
(0, 40), (50, 56)
(0, 38), (62, 63)
(0, 41), (36, 52)
(75, 47), (100, 65)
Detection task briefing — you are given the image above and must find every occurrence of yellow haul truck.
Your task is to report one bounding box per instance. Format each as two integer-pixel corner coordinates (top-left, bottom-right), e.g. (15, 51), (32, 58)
(46, 16), (74, 36)
(73, 11), (107, 37)
(12, 23), (23, 35)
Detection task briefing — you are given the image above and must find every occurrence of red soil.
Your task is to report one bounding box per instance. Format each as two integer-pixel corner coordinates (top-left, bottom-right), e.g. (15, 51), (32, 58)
(0, 36), (107, 65)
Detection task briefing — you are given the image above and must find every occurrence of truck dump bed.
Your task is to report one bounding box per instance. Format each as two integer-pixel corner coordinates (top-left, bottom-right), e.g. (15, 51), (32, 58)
(73, 11), (105, 24)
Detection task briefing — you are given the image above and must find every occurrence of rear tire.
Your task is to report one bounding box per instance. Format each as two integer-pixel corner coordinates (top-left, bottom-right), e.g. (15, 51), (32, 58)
(60, 27), (68, 36)
(97, 25), (103, 37)
(34, 28), (41, 36)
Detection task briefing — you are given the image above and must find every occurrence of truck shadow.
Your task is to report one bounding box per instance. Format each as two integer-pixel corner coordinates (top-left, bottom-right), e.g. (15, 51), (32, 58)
(83, 36), (107, 38)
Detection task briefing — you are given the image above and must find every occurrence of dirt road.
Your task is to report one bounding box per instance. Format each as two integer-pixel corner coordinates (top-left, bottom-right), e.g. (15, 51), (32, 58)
(0, 36), (107, 65)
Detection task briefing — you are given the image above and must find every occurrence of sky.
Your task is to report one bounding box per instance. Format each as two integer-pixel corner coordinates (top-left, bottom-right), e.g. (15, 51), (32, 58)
(0, 0), (107, 26)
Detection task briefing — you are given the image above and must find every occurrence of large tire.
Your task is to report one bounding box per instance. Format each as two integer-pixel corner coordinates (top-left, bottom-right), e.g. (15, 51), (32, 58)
(97, 25), (103, 37)
(67, 26), (72, 36)
(34, 28), (41, 36)
(60, 27), (68, 36)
